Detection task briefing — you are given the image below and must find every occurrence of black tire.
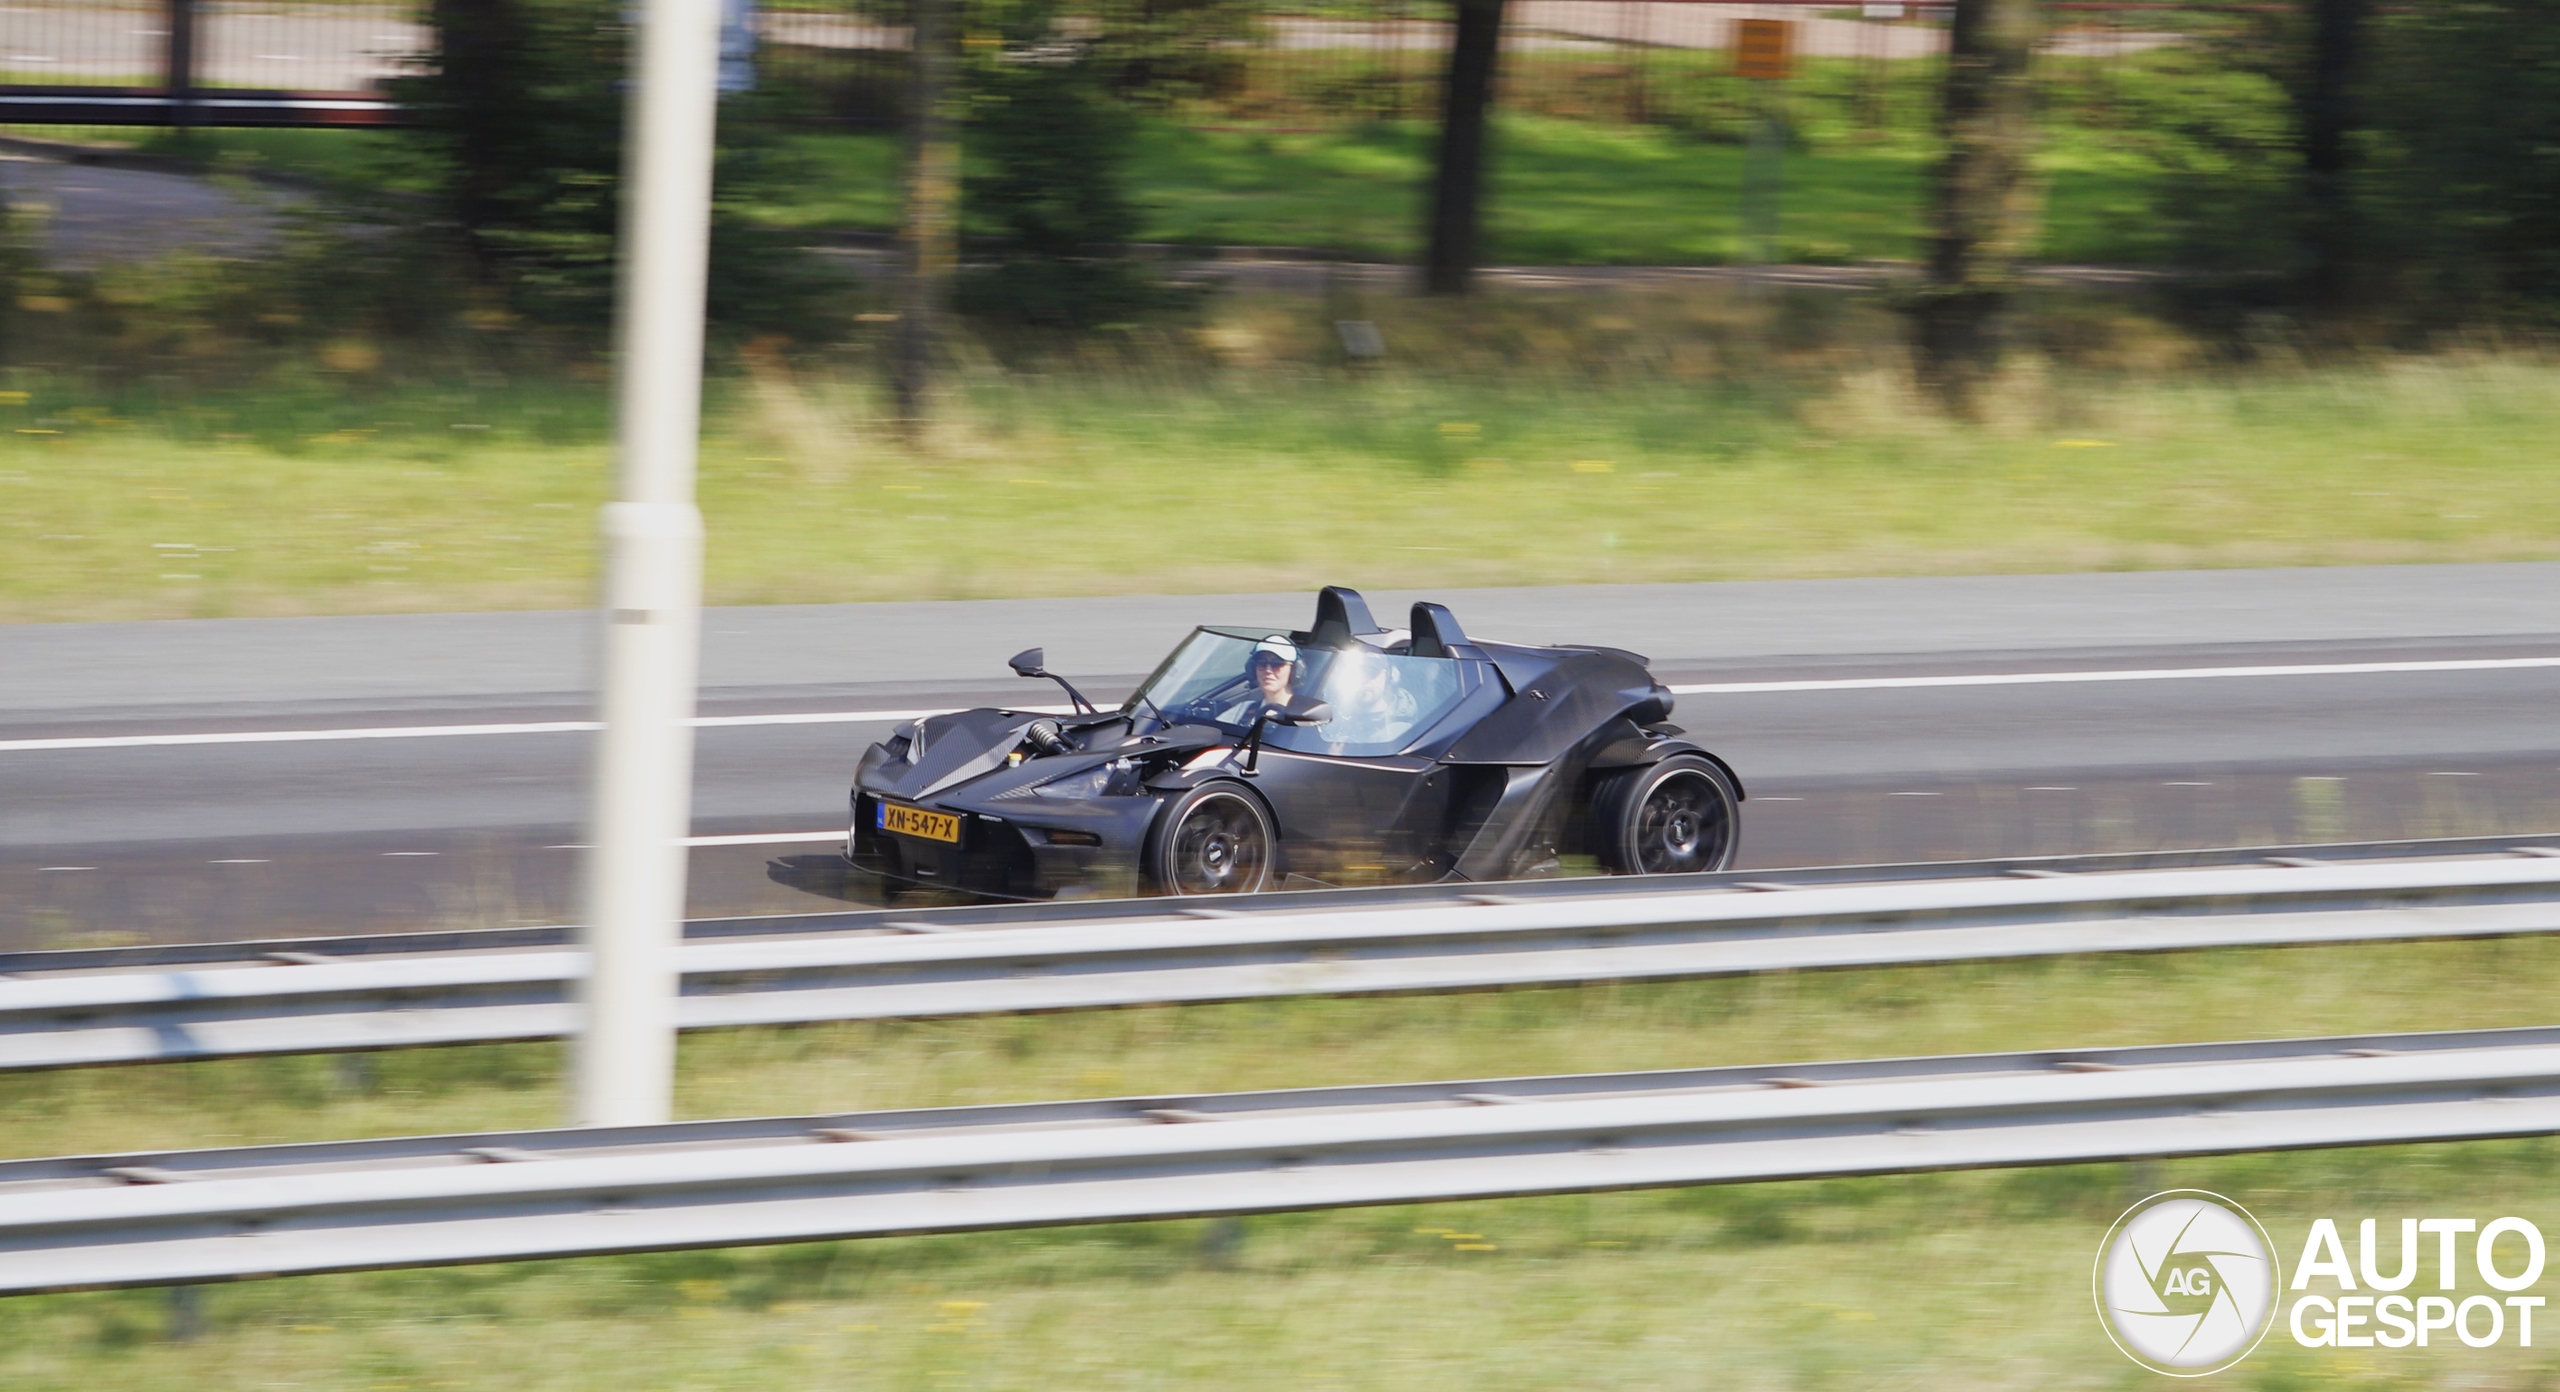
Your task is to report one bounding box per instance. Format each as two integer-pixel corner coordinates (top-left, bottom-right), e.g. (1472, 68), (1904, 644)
(1145, 782), (1276, 895)
(1592, 755), (1739, 876)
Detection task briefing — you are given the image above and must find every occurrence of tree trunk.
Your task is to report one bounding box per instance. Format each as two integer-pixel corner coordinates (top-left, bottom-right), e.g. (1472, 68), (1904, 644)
(1424, 0), (1505, 295)
(2302, 0), (2366, 308)
(428, 0), (532, 258)
(1912, 0), (2041, 412)
(166, 0), (198, 129)
(892, 0), (958, 439)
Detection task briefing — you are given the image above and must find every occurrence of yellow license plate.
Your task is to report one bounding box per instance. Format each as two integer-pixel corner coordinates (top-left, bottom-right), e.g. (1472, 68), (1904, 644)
(877, 801), (961, 844)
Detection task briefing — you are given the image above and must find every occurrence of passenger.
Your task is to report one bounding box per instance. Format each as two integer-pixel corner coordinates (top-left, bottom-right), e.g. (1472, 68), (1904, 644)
(1320, 652), (1419, 746)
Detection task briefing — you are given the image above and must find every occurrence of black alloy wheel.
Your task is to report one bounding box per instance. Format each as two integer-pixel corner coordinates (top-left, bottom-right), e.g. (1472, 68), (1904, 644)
(1146, 783), (1275, 895)
(1596, 755), (1739, 875)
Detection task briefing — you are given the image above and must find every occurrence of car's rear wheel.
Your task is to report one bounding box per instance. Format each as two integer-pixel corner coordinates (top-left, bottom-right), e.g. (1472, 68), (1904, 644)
(1146, 783), (1275, 895)
(1593, 756), (1739, 875)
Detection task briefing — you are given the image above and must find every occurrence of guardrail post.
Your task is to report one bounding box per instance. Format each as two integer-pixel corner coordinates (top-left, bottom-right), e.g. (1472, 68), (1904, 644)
(165, 1283), (203, 1340)
(576, 0), (723, 1129)
(165, 0), (198, 129)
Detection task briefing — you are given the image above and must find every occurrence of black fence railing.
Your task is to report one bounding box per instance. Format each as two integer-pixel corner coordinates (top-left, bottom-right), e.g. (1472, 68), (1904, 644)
(759, 0), (2218, 135)
(0, 0), (2220, 131)
(0, 0), (415, 125)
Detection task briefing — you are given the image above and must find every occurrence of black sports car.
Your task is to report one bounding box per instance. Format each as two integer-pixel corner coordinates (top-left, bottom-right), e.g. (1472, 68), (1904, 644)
(847, 586), (1742, 898)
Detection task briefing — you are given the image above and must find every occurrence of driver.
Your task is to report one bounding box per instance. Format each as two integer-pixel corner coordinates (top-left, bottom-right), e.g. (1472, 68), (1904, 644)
(1214, 644), (1299, 725)
(1248, 647), (1296, 709)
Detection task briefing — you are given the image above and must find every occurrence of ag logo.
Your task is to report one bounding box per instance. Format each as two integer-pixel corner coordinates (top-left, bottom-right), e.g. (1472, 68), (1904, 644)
(2095, 1191), (2281, 1375)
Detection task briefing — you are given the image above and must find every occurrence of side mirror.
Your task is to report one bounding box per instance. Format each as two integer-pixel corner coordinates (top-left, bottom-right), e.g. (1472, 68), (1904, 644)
(1005, 647), (1098, 715)
(1268, 701), (1331, 727)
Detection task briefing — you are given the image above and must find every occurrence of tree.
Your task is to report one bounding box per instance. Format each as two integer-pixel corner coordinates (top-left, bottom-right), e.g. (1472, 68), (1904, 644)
(955, 47), (1163, 329)
(2300, 0), (2367, 307)
(1423, 0), (1506, 295)
(1911, 0), (2041, 410)
(393, 0), (833, 335)
(2359, 1), (2560, 312)
(407, 0), (624, 321)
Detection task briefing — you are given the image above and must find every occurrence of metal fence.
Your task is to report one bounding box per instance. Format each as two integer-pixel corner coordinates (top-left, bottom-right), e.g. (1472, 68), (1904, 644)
(0, 0), (2241, 130)
(1, 833), (2552, 1290)
(10, 1022), (2560, 1292)
(775, 0), (2213, 134)
(0, 0), (410, 123)
(6, 836), (2557, 1071)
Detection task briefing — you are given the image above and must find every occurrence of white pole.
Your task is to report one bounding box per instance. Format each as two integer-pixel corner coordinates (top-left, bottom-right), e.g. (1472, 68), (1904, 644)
(575, 0), (722, 1128)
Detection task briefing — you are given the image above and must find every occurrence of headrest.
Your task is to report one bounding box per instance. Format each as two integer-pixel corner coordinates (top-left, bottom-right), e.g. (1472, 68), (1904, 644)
(1408, 601), (1469, 659)
(1305, 585), (1382, 649)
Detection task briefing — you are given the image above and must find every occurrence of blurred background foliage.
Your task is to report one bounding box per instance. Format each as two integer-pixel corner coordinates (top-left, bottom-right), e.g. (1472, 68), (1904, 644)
(0, 1), (2556, 416)
(950, 31), (1183, 329)
(2124, 0), (2560, 322)
(2358, 2), (2560, 313)
(392, 0), (849, 336)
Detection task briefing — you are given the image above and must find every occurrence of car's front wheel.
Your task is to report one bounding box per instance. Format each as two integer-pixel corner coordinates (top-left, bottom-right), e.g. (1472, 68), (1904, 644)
(1145, 782), (1275, 895)
(1593, 755), (1739, 875)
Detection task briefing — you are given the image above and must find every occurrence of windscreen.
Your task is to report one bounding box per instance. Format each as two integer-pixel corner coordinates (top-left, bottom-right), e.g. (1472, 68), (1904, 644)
(1125, 629), (1269, 727)
(1128, 627), (1479, 757)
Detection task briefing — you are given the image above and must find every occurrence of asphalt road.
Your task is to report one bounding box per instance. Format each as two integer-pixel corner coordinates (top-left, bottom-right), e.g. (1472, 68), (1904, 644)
(7, 563), (2558, 946)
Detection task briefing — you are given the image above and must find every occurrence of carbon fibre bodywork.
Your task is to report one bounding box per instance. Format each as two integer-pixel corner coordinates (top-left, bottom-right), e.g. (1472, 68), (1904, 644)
(847, 587), (1743, 898)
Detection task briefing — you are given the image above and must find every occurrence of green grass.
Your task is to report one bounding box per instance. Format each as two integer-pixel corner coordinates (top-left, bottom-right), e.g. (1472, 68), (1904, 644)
(766, 110), (2171, 265)
(5, 341), (2558, 622)
(767, 115), (1926, 264)
(0, 125), (428, 194)
(747, 48), (2263, 263)
(8, 936), (2560, 1388)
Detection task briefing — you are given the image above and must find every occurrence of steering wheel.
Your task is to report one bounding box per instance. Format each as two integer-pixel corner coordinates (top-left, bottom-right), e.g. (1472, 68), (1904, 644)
(1165, 673), (1253, 725)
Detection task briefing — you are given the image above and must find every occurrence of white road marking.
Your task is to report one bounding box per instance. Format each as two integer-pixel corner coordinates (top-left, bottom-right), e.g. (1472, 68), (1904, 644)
(1665, 654), (2560, 696)
(684, 831), (845, 847)
(4, 655), (2554, 756)
(1, 719), (601, 752)
(547, 831), (849, 848)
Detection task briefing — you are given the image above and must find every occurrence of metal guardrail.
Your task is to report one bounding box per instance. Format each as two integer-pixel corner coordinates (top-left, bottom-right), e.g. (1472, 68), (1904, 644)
(19, 833), (2551, 975)
(4, 837), (2557, 1072)
(7, 1023), (2560, 1293)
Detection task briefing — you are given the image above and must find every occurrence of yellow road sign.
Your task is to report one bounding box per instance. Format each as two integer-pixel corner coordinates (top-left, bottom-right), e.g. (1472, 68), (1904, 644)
(1735, 18), (1794, 80)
